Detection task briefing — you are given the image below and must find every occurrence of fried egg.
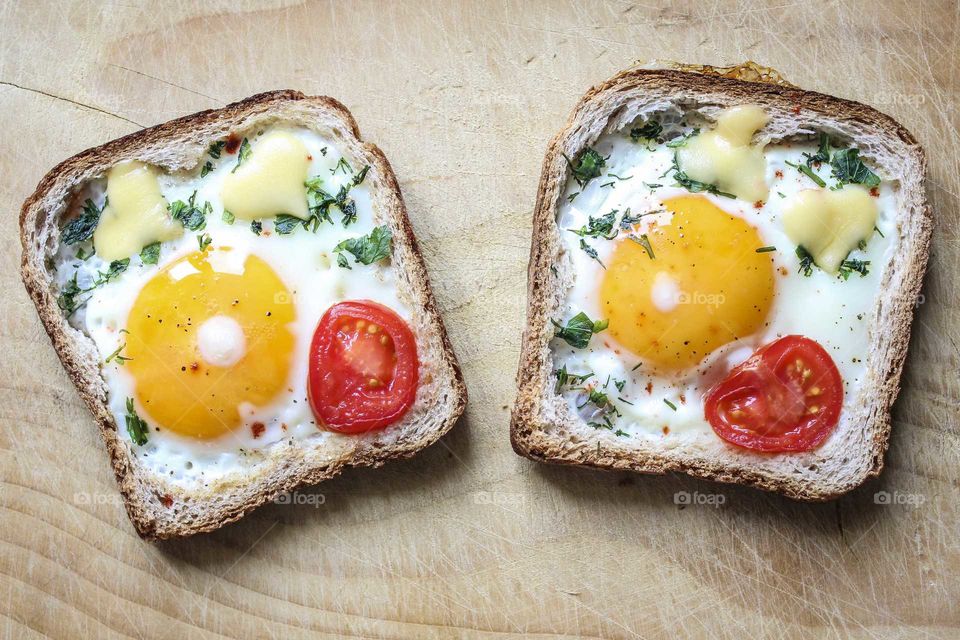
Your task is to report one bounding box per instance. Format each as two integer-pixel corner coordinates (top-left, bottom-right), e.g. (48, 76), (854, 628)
(54, 127), (410, 486)
(553, 108), (896, 440)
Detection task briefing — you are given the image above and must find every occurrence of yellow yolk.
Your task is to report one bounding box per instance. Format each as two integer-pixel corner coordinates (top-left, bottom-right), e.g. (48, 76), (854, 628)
(125, 249), (295, 439)
(599, 195), (775, 372)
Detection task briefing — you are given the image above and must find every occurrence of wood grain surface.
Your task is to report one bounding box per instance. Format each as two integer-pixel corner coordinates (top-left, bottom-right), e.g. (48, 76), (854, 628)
(1, 1), (958, 638)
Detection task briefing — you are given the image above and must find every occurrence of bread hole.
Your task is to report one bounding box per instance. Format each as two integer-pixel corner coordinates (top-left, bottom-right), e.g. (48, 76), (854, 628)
(808, 464), (818, 472)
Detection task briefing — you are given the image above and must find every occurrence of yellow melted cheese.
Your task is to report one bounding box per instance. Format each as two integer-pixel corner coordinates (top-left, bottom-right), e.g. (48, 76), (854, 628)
(93, 161), (183, 261)
(220, 131), (310, 220)
(676, 105), (769, 203)
(782, 185), (878, 274)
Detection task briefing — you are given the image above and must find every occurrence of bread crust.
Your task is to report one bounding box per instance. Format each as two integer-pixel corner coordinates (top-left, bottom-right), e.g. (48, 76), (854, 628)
(510, 67), (932, 500)
(20, 91), (466, 539)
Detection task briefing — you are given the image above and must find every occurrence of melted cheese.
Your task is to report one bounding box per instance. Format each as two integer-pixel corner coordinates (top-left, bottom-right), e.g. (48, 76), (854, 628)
(220, 131), (310, 220)
(782, 185), (878, 274)
(676, 105), (769, 202)
(93, 162), (183, 261)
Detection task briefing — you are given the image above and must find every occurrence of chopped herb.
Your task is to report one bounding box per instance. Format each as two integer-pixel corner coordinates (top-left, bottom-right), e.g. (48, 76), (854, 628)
(168, 191), (207, 231)
(580, 387), (613, 411)
(551, 311), (608, 349)
(125, 397), (149, 446)
(207, 140), (226, 159)
(554, 365), (593, 393)
(796, 246), (815, 277)
(630, 233), (655, 259)
(663, 398), (677, 411)
(139, 242), (160, 265)
(858, 238), (868, 251)
(607, 172), (632, 182)
(274, 214), (303, 235)
(569, 210), (617, 239)
(785, 160), (826, 188)
(334, 225), (392, 267)
(250, 220), (263, 236)
(620, 209), (659, 229)
(332, 157), (352, 175)
(61, 198), (103, 245)
(95, 259), (129, 286)
(670, 155), (735, 198)
(200, 161), (214, 178)
(755, 246), (776, 253)
(579, 238), (604, 268)
(336, 252), (350, 269)
(105, 342), (131, 365)
(600, 181), (615, 189)
(614, 429), (629, 437)
(838, 258), (870, 280)
(830, 148), (881, 187)
(76, 247), (92, 261)
(305, 177), (360, 229)
(804, 133), (831, 167)
(874, 225), (885, 238)
(57, 273), (83, 314)
(630, 120), (662, 142)
(351, 165), (370, 187)
(232, 138), (252, 173)
(563, 147), (606, 187)
(643, 182), (662, 191)
(567, 191), (580, 203)
(197, 233), (212, 251)
(777, 191), (786, 198)
(666, 129), (699, 148)
(614, 378), (626, 392)
(222, 209), (236, 225)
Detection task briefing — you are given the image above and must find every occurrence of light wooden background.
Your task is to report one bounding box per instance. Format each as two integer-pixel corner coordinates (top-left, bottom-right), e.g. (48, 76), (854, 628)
(1, 1), (958, 638)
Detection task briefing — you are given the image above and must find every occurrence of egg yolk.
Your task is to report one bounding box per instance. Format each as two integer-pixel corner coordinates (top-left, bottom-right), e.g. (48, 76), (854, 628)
(125, 249), (295, 439)
(599, 195), (775, 372)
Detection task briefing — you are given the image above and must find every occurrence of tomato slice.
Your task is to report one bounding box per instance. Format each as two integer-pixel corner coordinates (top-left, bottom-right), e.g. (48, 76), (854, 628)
(308, 300), (419, 433)
(704, 335), (843, 452)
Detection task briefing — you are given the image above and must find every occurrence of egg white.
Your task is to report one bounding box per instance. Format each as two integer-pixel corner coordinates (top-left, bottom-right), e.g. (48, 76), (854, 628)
(553, 126), (897, 443)
(53, 127), (411, 486)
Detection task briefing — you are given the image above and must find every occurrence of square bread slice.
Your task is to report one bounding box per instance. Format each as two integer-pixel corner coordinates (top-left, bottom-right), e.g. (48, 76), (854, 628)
(21, 91), (466, 539)
(511, 64), (931, 500)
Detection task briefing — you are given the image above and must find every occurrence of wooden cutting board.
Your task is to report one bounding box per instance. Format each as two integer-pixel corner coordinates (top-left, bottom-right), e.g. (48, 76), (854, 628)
(1, 1), (957, 638)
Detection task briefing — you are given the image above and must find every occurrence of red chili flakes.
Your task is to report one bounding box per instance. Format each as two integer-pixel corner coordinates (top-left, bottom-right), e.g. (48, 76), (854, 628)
(791, 104), (801, 115)
(159, 494), (173, 508)
(224, 133), (242, 154)
(251, 422), (265, 439)
(662, 425), (670, 435)
(779, 266), (789, 276)
(870, 187), (880, 197)
(307, 154), (313, 161)
(189, 361), (200, 372)
(774, 170), (784, 179)
(753, 200), (764, 209)
(645, 382), (654, 394)
(679, 394), (686, 404)
(281, 423), (288, 432)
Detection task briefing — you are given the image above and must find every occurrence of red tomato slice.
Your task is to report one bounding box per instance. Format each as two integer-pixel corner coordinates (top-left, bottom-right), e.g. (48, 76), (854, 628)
(308, 300), (419, 433)
(704, 335), (843, 452)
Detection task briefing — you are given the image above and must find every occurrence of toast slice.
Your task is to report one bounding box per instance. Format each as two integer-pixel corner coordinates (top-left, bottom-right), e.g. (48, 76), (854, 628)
(511, 63), (931, 500)
(21, 91), (466, 539)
